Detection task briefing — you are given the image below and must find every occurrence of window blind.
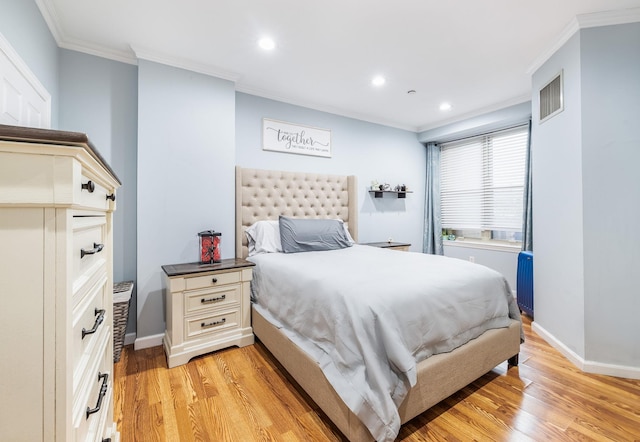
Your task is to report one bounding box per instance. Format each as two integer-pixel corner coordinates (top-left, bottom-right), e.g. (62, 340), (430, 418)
(440, 126), (528, 233)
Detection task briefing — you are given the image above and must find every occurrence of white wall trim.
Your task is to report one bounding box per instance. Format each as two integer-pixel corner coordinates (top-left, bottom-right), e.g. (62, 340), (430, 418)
(131, 45), (240, 82)
(134, 332), (164, 350)
(0, 32), (52, 128)
(124, 332), (136, 347)
(527, 7), (640, 75)
(532, 321), (640, 380)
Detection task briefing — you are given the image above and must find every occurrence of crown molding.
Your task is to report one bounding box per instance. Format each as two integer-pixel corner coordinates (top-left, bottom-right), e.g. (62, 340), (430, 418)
(130, 45), (241, 82)
(60, 39), (137, 65)
(527, 7), (640, 75)
(235, 84), (417, 132)
(416, 93), (531, 133)
(35, 0), (63, 44)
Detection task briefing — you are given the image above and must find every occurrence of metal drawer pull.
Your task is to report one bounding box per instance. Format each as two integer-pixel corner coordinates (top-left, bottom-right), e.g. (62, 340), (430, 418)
(211, 277), (218, 283)
(82, 308), (105, 339)
(201, 294), (226, 304)
(201, 318), (226, 328)
(81, 180), (95, 193)
(106, 193), (116, 201)
(81, 242), (104, 258)
(86, 372), (108, 419)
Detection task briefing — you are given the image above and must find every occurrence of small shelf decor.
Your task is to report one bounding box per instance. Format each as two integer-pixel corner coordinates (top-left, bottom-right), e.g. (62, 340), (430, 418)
(369, 190), (413, 198)
(369, 181), (412, 198)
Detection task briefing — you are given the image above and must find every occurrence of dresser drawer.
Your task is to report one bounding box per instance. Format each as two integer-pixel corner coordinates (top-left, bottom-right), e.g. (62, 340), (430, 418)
(185, 271), (240, 291)
(76, 170), (113, 211)
(185, 309), (239, 339)
(72, 216), (107, 291)
(72, 274), (108, 391)
(184, 284), (241, 315)
(73, 330), (112, 442)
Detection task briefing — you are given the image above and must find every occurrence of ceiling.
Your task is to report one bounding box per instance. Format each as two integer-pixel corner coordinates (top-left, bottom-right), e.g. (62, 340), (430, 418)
(37, 0), (640, 132)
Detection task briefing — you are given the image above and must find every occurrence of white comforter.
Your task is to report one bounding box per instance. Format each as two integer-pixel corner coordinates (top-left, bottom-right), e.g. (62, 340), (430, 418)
(249, 245), (520, 441)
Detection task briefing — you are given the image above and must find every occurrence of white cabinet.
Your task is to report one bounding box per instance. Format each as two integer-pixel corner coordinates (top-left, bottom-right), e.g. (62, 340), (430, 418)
(0, 125), (120, 441)
(162, 259), (255, 368)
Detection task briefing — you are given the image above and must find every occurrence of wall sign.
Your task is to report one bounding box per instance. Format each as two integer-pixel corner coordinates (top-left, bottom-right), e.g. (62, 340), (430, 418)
(263, 118), (331, 158)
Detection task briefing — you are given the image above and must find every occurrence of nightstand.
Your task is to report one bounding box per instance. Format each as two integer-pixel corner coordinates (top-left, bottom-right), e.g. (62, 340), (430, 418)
(362, 241), (411, 252)
(161, 258), (255, 368)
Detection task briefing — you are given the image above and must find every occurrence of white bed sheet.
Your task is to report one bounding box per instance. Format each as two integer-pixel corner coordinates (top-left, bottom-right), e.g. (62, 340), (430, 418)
(249, 245), (521, 441)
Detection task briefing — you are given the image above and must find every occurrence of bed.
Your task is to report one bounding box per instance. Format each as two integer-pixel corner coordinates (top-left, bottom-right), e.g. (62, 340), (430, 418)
(235, 166), (522, 442)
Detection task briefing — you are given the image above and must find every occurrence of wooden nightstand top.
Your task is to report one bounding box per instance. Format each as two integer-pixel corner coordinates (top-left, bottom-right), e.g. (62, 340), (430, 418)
(162, 258), (255, 277)
(361, 241), (411, 249)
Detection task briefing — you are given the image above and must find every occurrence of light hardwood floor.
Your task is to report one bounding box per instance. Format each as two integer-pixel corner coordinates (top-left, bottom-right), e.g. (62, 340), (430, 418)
(114, 316), (640, 441)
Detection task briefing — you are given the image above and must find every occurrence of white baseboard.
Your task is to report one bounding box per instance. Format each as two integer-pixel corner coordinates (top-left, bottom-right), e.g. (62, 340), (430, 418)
(134, 332), (164, 350)
(532, 321), (640, 380)
(124, 332), (136, 346)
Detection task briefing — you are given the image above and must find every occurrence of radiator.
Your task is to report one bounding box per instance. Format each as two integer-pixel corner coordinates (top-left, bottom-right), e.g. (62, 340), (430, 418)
(517, 251), (534, 317)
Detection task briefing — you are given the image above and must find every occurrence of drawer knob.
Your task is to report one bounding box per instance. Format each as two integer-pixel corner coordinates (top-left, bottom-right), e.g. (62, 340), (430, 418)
(82, 308), (105, 339)
(201, 318), (226, 328)
(211, 277), (218, 283)
(81, 242), (104, 259)
(81, 180), (95, 193)
(106, 193), (116, 201)
(86, 372), (109, 419)
(201, 294), (226, 304)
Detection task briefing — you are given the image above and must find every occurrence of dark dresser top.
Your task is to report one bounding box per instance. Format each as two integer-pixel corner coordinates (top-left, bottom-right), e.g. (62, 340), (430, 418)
(0, 124), (121, 184)
(162, 258), (255, 277)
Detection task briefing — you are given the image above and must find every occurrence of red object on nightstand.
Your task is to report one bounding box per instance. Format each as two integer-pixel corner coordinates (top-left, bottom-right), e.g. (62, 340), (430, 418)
(198, 230), (221, 264)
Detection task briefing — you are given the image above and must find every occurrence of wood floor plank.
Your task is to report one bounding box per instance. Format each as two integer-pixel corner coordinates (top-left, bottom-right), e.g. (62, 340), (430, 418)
(114, 315), (640, 441)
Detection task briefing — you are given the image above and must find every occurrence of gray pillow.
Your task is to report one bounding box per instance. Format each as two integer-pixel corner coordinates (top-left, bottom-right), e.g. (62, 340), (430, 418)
(279, 216), (353, 253)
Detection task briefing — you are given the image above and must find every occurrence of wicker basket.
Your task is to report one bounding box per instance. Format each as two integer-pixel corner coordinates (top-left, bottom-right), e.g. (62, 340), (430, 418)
(113, 281), (134, 363)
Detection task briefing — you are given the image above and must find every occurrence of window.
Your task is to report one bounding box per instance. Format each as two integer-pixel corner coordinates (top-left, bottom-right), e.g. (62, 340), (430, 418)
(440, 125), (528, 245)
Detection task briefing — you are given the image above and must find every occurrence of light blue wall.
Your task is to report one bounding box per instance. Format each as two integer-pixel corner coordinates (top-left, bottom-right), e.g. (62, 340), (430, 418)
(580, 23), (640, 367)
(137, 60), (236, 339)
(532, 22), (640, 371)
(0, 0), (59, 127)
(531, 32), (586, 357)
(58, 49), (138, 334)
(235, 93), (427, 251)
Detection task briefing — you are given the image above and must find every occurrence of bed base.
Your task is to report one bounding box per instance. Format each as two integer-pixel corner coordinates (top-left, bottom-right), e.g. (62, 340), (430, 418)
(253, 306), (520, 442)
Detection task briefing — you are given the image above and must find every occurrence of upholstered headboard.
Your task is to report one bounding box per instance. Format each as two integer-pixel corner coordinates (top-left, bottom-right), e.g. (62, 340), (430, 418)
(235, 166), (358, 259)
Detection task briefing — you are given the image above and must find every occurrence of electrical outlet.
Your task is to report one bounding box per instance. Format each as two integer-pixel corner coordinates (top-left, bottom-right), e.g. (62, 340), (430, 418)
(469, 256), (475, 263)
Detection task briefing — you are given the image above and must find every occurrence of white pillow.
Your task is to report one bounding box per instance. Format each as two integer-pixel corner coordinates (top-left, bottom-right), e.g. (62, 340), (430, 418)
(245, 220), (282, 256)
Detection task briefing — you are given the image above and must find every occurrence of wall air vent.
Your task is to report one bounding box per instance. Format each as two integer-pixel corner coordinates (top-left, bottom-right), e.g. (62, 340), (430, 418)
(539, 70), (564, 123)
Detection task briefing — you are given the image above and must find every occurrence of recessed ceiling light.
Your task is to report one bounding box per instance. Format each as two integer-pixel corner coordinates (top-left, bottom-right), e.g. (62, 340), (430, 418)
(407, 90), (416, 95)
(371, 76), (386, 87)
(258, 37), (276, 51)
(439, 102), (452, 111)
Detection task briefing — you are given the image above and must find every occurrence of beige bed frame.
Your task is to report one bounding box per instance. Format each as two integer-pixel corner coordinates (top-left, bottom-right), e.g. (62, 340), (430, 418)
(235, 166), (521, 441)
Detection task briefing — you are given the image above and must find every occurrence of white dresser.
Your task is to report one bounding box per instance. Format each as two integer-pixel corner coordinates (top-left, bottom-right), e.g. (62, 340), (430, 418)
(0, 125), (121, 441)
(162, 259), (255, 368)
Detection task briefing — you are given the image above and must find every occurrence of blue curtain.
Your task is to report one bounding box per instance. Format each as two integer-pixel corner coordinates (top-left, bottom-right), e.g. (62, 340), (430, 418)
(522, 119), (533, 251)
(423, 142), (443, 255)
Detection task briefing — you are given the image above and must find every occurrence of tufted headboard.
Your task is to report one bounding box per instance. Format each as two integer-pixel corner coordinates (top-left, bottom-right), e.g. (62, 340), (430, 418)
(235, 166), (358, 259)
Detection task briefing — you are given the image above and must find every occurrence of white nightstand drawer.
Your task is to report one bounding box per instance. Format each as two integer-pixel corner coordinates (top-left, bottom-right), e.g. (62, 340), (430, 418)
(185, 271), (240, 291)
(185, 309), (239, 339)
(72, 216), (107, 289)
(72, 274), (108, 385)
(184, 284), (241, 314)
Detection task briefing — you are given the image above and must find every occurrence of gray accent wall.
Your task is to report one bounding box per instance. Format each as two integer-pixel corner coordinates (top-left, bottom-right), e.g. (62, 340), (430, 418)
(136, 60), (236, 339)
(0, 0), (60, 127)
(235, 92), (426, 251)
(532, 23), (640, 371)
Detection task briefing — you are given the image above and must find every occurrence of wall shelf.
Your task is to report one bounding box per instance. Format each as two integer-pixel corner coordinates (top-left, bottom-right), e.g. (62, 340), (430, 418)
(369, 190), (413, 199)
